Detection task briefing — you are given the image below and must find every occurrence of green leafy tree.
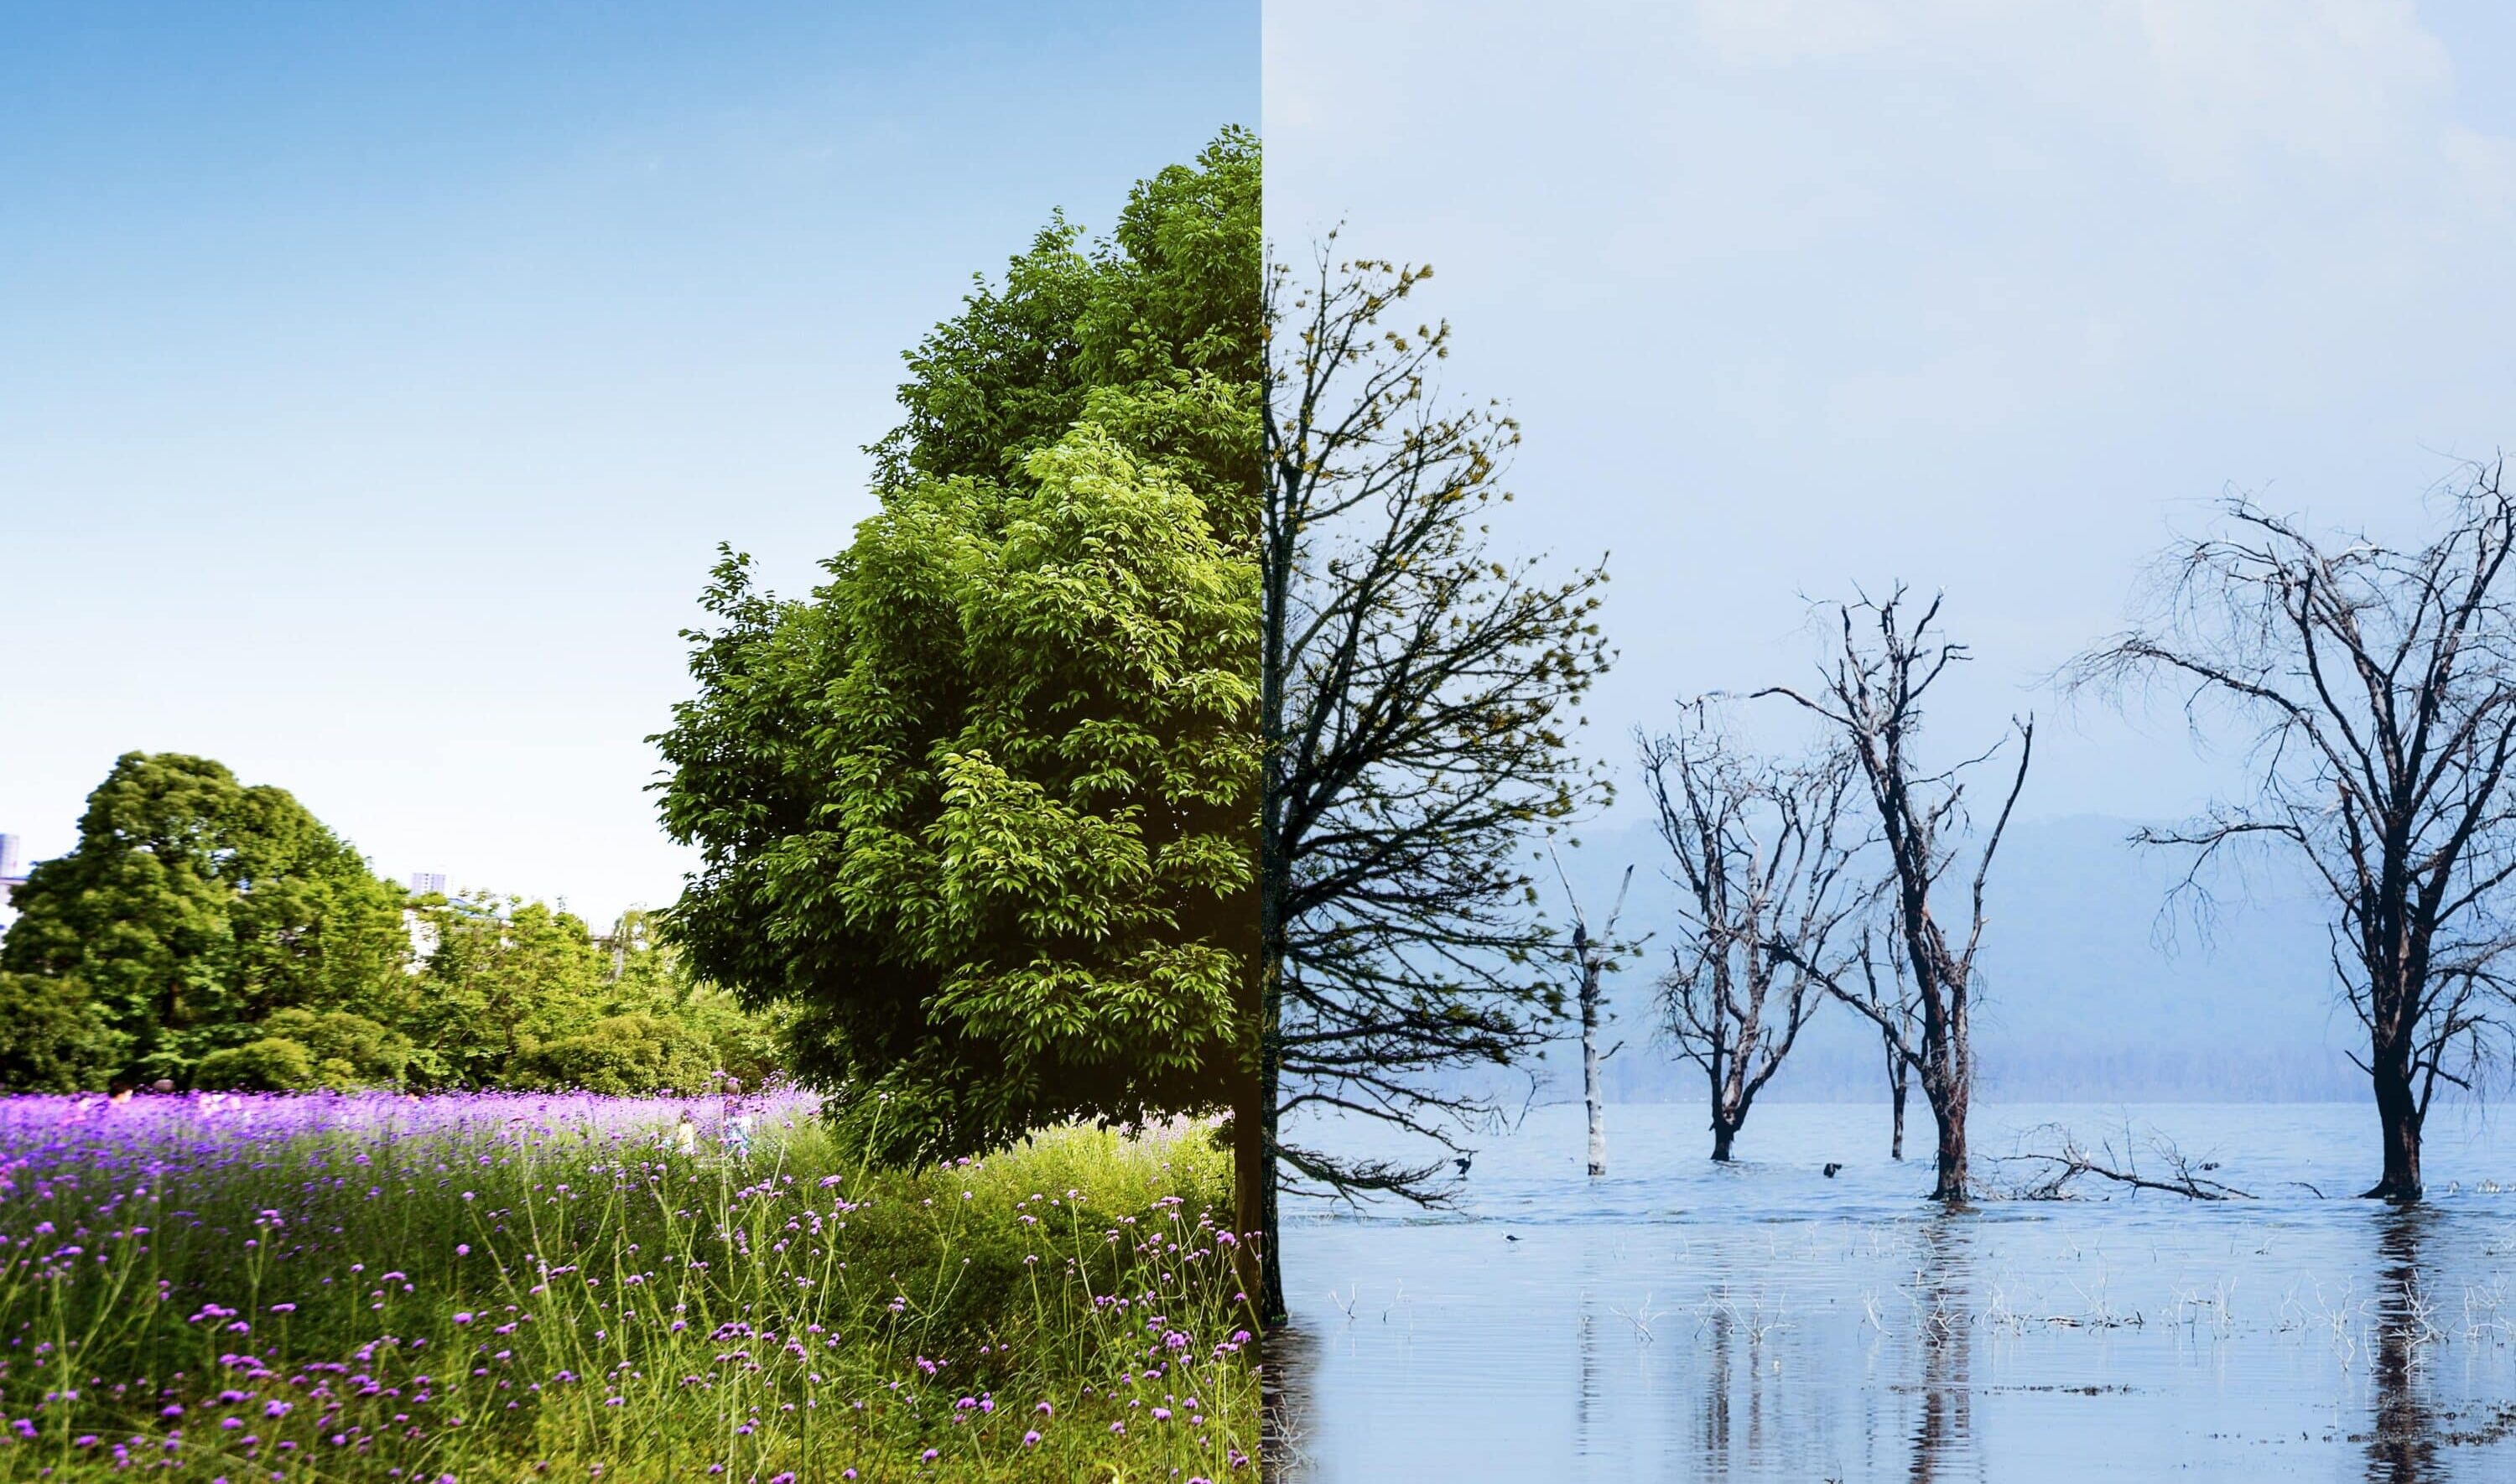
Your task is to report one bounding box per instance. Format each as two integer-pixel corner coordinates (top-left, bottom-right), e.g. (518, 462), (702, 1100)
(0, 752), (408, 1085)
(0, 972), (125, 1091)
(656, 129), (1260, 1165)
(512, 1012), (717, 1096)
(401, 893), (609, 1087)
(260, 1007), (416, 1087)
(595, 907), (793, 1086)
(660, 986), (791, 1087)
(193, 1036), (320, 1092)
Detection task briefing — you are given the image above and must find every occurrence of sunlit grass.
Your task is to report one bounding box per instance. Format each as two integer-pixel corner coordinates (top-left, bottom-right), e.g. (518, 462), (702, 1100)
(0, 1092), (1257, 1481)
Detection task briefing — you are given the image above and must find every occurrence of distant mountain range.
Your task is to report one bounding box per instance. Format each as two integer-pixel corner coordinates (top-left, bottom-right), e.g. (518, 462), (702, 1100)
(1541, 813), (2366, 1104)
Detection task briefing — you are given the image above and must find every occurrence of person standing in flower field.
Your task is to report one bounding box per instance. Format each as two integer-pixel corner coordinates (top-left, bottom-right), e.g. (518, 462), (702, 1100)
(720, 1082), (756, 1160)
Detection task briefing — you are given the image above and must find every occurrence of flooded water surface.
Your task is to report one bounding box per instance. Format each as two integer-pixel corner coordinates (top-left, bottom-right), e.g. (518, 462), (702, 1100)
(1274, 1103), (2516, 1481)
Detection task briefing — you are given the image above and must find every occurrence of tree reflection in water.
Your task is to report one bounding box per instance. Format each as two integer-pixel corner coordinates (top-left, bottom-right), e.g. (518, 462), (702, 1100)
(2365, 1206), (2439, 1484)
(1264, 1321), (1320, 1481)
(1905, 1213), (1981, 1484)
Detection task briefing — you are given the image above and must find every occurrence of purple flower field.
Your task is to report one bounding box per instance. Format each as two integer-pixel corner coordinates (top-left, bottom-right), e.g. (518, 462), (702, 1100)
(0, 1090), (1255, 1481)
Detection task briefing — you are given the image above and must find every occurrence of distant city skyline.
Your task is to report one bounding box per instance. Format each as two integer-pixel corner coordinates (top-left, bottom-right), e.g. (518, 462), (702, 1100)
(0, 2), (1256, 925)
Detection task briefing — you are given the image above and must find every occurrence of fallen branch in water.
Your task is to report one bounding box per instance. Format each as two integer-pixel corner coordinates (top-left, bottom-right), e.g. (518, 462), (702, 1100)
(1992, 1121), (2253, 1201)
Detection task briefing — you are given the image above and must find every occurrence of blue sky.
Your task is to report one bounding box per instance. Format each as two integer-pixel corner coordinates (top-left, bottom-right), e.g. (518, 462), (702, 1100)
(0, 2), (1255, 921)
(1266, 0), (2516, 832)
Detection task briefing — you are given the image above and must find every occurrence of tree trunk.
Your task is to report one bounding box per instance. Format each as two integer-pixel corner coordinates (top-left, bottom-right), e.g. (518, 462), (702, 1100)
(1890, 1075), (1908, 1162)
(1255, 486), (1292, 1326)
(1256, 1046), (1286, 1324)
(1929, 1089), (1968, 1202)
(2365, 1051), (2425, 1201)
(1710, 1117), (1736, 1163)
(1237, 939), (1287, 1324)
(1583, 1036), (1606, 1177)
(1231, 1059), (1270, 1310)
(1581, 954), (1606, 1177)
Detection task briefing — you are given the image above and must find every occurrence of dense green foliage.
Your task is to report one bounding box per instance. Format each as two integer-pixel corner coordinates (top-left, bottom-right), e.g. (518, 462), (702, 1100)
(1, 1098), (1254, 1479)
(655, 129), (1262, 1163)
(398, 895), (611, 1086)
(0, 757), (782, 1095)
(0, 752), (408, 1088)
(510, 1011), (715, 1094)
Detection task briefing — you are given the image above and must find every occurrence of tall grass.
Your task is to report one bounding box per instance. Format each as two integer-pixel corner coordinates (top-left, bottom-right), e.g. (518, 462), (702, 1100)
(0, 1092), (1256, 1481)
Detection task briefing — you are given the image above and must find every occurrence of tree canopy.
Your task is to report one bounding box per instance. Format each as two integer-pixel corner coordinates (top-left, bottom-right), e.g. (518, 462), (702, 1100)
(0, 751), (408, 1087)
(654, 128), (1261, 1164)
(0, 755), (782, 1095)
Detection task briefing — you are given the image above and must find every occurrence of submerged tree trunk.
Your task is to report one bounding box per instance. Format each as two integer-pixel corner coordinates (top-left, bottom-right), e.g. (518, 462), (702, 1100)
(2367, 1051), (2425, 1201)
(1583, 983), (1607, 1176)
(1930, 1080), (1969, 1202)
(1887, 1035), (1909, 1162)
(1565, 864), (1630, 1180)
(1710, 1115), (1737, 1163)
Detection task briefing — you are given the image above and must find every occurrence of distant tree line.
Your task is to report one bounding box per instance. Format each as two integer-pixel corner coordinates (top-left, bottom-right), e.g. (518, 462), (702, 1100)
(0, 751), (784, 1095)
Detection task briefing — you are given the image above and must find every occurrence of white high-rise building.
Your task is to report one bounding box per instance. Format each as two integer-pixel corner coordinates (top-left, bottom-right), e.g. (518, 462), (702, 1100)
(0, 833), (27, 928)
(408, 870), (447, 895)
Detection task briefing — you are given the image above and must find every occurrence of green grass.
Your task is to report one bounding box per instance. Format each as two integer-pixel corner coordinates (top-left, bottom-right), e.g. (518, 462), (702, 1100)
(0, 1093), (1258, 1481)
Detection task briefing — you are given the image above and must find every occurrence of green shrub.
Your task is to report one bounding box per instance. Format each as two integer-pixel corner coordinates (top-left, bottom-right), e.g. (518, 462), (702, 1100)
(511, 1010), (717, 1093)
(261, 1007), (413, 1086)
(671, 984), (793, 1087)
(191, 1035), (318, 1090)
(0, 972), (126, 1092)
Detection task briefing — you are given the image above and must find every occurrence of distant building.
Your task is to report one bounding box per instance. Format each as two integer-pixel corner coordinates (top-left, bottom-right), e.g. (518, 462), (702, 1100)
(0, 833), (28, 902)
(408, 870), (447, 895)
(0, 833), (29, 933)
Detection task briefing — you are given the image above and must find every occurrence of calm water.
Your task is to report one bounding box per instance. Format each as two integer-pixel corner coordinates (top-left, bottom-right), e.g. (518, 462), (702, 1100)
(1273, 1103), (2516, 1481)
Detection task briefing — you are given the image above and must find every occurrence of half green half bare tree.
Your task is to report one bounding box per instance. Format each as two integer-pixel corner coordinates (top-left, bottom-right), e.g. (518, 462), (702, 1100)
(1253, 244), (1612, 1320)
(1760, 590), (2032, 1201)
(2069, 464), (2516, 1201)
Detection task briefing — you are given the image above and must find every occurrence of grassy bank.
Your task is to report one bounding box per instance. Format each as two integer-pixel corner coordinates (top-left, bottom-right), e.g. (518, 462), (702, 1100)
(0, 1092), (1255, 1481)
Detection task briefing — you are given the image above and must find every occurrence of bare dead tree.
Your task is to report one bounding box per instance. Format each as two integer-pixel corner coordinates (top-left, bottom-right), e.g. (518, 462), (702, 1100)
(1760, 589), (2034, 1202)
(1992, 1121), (2254, 1201)
(1551, 856), (1637, 1177)
(1640, 708), (1864, 1161)
(1255, 241), (1614, 1321)
(2069, 464), (2516, 1201)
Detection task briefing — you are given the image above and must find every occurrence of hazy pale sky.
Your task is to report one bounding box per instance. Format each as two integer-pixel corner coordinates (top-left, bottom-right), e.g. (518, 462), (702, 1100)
(1, 2), (1255, 922)
(1265, 0), (2516, 828)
